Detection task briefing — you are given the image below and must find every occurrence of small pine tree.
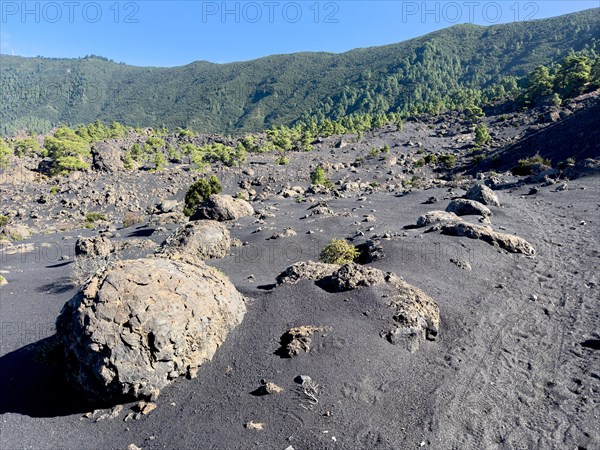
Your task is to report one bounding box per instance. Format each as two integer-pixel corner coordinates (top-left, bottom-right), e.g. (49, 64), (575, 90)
(167, 145), (181, 163)
(123, 150), (135, 170)
(183, 175), (223, 216)
(0, 140), (12, 169)
(475, 123), (491, 146)
(152, 150), (166, 171)
(311, 165), (327, 185)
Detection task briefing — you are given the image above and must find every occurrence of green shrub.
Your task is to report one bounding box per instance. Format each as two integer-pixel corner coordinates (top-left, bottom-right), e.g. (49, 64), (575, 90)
(14, 137), (40, 157)
(0, 215), (10, 227)
(183, 175), (223, 216)
(275, 154), (289, 165)
(0, 140), (13, 169)
(44, 127), (91, 175)
(167, 145), (182, 163)
(558, 157), (576, 169)
(369, 147), (379, 158)
(439, 154), (457, 167)
(50, 186), (59, 195)
(85, 212), (107, 228)
(319, 238), (359, 264)
(512, 154), (552, 175)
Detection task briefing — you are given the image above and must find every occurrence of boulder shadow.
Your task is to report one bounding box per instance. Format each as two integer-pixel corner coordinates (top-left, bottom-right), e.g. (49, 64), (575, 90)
(35, 277), (75, 294)
(0, 335), (116, 417)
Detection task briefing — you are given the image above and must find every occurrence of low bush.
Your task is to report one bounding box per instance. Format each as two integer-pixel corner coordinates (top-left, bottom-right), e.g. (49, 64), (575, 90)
(319, 238), (359, 264)
(512, 154), (552, 175)
(123, 212), (145, 228)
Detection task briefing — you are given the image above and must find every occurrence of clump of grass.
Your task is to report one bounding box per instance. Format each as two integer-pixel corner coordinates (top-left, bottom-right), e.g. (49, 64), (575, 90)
(439, 154), (457, 167)
(319, 238), (359, 264)
(84, 212), (107, 229)
(0, 215), (10, 227)
(512, 153), (551, 176)
(275, 154), (289, 165)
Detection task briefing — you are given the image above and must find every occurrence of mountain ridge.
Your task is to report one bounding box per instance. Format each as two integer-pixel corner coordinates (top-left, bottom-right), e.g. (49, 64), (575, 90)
(1, 8), (598, 135)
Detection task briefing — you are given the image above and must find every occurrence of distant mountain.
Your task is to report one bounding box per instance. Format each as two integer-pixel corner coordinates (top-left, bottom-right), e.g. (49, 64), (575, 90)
(1, 8), (598, 135)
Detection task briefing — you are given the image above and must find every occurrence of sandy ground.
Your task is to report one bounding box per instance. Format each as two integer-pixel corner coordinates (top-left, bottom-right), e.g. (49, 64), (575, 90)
(1, 165), (598, 449)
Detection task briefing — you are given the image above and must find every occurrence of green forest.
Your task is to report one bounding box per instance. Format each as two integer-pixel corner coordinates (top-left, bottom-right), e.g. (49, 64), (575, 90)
(1, 9), (598, 136)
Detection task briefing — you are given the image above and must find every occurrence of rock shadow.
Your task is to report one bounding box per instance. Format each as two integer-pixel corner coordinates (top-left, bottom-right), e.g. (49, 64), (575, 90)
(0, 335), (117, 417)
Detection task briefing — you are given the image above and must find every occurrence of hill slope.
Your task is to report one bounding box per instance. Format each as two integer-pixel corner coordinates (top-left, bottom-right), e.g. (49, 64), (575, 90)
(1, 8), (599, 135)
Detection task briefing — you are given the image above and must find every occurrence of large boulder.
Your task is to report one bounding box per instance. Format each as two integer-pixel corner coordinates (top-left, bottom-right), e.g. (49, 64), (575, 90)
(75, 236), (114, 257)
(190, 195), (254, 221)
(156, 220), (231, 264)
(56, 258), (246, 401)
(446, 199), (491, 217)
(276, 260), (338, 285)
(1, 223), (33, 240)
(439, 221), (535, 255)
(465, 184), (500, 207)
(91, 142), (125, 172)
(416, 210), (460, 228)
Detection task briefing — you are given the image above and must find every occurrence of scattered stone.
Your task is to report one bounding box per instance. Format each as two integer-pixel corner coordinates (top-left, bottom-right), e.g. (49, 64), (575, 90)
(244, 421), (265, 430)
(74, 236), (114, 257)
(424, 196), (438, 204)
(446, 199), (491, 217)
(56, 258), (246, 401)
(450, 258), (472, 271)
(528, 187), (540, 195)
(191, 194), (254, 221)
(355, 239), (384, 263)
(465, 184), (500, 207)
(127, 444), (142, 450)
(278, 326), (330, 357)
(276, 261), (339, 285)
(294, 375), (313, 385)
(268, 228), (297, 240)
(134, 401), (157, 415)
(155, 220), (231, 264)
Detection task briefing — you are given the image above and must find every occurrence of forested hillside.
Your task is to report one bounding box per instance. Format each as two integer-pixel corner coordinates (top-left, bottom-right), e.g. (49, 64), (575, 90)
(1, 8), (598, 135)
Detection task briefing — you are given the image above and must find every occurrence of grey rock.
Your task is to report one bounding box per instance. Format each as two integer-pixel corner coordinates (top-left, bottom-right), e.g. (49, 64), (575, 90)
(191, 194), (254, 221)
(75, 236), (114, 257)
(439, 221), (535, 255)
(465, 184), (500, 207)
(56, 258), (246, 401)
(416, 211), (460, 228)
(91, 142), (125, 172)
(156, 220), (231, 264)
(446, 199), (491, 217)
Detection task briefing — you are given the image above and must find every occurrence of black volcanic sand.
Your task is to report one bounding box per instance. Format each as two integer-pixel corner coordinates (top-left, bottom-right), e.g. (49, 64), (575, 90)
(1, 168), (599, 450)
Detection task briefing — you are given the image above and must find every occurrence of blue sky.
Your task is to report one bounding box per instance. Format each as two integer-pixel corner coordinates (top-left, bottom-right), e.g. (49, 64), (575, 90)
(1, 1), (598, 66)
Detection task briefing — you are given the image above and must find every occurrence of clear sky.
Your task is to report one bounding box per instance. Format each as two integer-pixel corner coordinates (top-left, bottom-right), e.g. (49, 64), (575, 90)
(1, 1), (598, 66)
